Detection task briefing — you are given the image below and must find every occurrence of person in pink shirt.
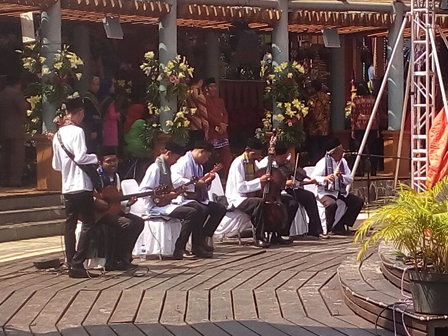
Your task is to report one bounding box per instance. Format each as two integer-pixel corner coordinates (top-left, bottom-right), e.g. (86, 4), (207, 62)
(101, 81), (120, 150)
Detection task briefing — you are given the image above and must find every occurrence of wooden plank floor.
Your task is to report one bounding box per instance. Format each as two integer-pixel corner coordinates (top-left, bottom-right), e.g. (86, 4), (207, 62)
(0, 236), (394, 336)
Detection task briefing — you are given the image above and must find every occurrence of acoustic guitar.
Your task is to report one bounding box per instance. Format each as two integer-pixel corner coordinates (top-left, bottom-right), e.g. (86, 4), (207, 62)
(184, 163), (223, 201)
(153, 177), (199, 207)
(94, 185), (167, 219)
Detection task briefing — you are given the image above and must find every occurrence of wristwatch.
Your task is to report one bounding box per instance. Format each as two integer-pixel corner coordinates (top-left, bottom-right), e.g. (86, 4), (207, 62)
(153, 197), (161, 204)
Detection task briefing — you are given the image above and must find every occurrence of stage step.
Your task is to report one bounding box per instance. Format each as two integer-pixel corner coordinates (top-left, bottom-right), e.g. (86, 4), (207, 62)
(0, 205), (65, 225)
(0, 193), (63, 212)
(0, 219), (65, 243)
(0, 193), (65, 242)
(338, 248), (448, 336)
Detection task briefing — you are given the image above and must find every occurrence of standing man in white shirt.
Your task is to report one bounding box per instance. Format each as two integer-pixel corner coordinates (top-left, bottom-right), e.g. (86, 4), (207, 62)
(171, 141), (226, 251)
(52, 97), (99, 278)
(311, 138), (364, 234)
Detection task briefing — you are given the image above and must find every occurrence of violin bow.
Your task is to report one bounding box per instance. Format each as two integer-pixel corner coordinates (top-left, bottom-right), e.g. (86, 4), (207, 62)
(293, 153), (300, 182)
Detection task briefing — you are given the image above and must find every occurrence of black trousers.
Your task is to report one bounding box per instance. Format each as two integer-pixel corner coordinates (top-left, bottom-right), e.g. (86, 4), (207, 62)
(287, 188), (323, 237)
(97, 212), (144, 263)
(64, 191), (95, 268)
(169, 202), (209, 251)
(318, 193), (364, 232)
(237, 198), (265, 239)
(237, 197), (296, 238)
(190, 201), (227, 237)
(279, 194), (299, 236)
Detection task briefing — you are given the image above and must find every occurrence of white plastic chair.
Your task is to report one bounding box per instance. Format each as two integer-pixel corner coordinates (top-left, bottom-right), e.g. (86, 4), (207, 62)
(303, 166), (348, 235)
(121, 179), (182, 258)
(209, 174), (252, 243)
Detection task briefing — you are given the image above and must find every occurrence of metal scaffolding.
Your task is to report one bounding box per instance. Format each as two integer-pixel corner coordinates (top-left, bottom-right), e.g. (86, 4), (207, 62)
(410, 0), (437, 191)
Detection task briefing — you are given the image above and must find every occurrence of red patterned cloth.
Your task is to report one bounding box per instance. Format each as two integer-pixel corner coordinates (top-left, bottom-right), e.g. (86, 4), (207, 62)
(351, 95), (379, 131)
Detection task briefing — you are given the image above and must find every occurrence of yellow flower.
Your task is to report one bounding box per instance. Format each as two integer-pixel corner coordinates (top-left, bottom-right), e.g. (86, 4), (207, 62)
(176, 112), (184, 118)
(54, 62), (62, 70)
(275, 114), (285, 122)
(126, 88), (131, 94)
(268, 74), (275, 80)
(118, 80), (126, 87)
(287, 73), (293, 79)
(127, 81), (132, 87)
(166, 120), (173, 126)
(188, 68), (194, 76)
(183, 120), (190, 127)
(75, 73), (82, 81)
(277, 102), (283, 108)
(292, 99), (300, 109)
(295, 64), (305, 73)
(167, 61), (174, 69)
(284, 102), (291, 109)
(274, 66), (282, 73)
(27, 110), (33, 117)
(145, 51), (155, 59)
(280, 62), (287, 70)
(267, 53), (272, 60)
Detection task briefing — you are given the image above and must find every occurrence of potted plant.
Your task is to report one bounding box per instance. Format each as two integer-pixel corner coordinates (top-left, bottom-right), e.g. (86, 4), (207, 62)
(355, 177), (448, 315)
(256, 53), (308, 151)
(140, 52), (196, 157)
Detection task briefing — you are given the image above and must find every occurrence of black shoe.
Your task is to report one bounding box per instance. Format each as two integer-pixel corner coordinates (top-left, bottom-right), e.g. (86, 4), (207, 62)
(319, 234), (330, 239)
(192, 247), (213, 258)
(172, 249), (184, 260)
(104, 262), (117, 271)
(270, 235), (293, 245)
(254, 239), (270, 248)
(69, 267), (100, 278)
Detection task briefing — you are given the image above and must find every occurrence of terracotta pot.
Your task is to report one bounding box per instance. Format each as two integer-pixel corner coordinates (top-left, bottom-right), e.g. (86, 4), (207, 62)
(34, 134), (62, 191)
(152, 132), (171, 159)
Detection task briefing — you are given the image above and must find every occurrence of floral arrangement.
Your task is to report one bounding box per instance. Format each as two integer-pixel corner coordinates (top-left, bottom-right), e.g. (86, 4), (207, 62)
(21, 44), (83, 134)
(112, 78), (133, 113)
(140, 51), (196, 147)
(256, 53), (308, 146)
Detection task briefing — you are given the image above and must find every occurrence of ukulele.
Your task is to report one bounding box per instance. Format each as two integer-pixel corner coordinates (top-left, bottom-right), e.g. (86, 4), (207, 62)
(153, 177), (199, 207)
(94, 185), (167, 219)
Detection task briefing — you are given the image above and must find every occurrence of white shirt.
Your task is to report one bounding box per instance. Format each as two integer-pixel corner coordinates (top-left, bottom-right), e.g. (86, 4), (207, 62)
(171, 151), (209, 204)
(52, 125), (98, 194)
(139, 162), (189, 216)
(225, 155), (262, 208)
(311, 156), (353, 199)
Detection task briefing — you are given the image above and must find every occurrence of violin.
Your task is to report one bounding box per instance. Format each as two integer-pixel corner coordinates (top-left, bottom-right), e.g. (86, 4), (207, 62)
(255, 130), (287, 233)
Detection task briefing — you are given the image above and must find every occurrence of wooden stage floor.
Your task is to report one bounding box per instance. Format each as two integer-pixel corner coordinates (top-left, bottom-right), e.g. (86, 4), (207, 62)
(0, 236), (393, 336)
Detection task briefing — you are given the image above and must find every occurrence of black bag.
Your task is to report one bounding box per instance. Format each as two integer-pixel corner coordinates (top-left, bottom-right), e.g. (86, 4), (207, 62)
(56, 131), (102, 192)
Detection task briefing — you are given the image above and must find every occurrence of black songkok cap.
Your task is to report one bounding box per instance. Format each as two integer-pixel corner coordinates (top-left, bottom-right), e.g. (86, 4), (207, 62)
(324, 137), (341, 152)
(165, 141), (186, 156)
(65, 97), (84, 113)
(246, 138), (263, 151)
(194, 140), (214, 152)
(100, 146), (117, 159)
(275, 141), (288, 155)
(204, 77), (216, 86)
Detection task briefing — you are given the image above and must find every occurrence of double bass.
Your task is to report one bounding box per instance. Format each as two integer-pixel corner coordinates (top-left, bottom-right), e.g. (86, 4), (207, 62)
(256, 131), (287, 233)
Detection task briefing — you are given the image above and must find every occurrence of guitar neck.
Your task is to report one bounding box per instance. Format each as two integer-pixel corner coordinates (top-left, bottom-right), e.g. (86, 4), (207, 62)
(111, 190), (155, 202)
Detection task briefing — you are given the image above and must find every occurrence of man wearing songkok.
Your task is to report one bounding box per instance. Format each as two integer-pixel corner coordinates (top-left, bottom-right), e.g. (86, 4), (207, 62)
(139, 141), (212, 259)
(52, 97), (99, 278)
(311, 138), (364, 234)
(94, 147), (144, 270)
(171, 140), (226, 251)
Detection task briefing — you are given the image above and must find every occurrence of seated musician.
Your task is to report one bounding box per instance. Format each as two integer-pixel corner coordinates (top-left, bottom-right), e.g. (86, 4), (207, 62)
(257, 141), (323, 239)
(171, 141), (226, 251)
(139, 141), (213, 259)
(94, 147), (144, 271)
(311, 138), (364, 234)
(226, 138), (292, 248)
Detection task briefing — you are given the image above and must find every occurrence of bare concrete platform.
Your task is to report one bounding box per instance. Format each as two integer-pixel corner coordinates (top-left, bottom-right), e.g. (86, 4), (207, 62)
(0, 236), (394, 336)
